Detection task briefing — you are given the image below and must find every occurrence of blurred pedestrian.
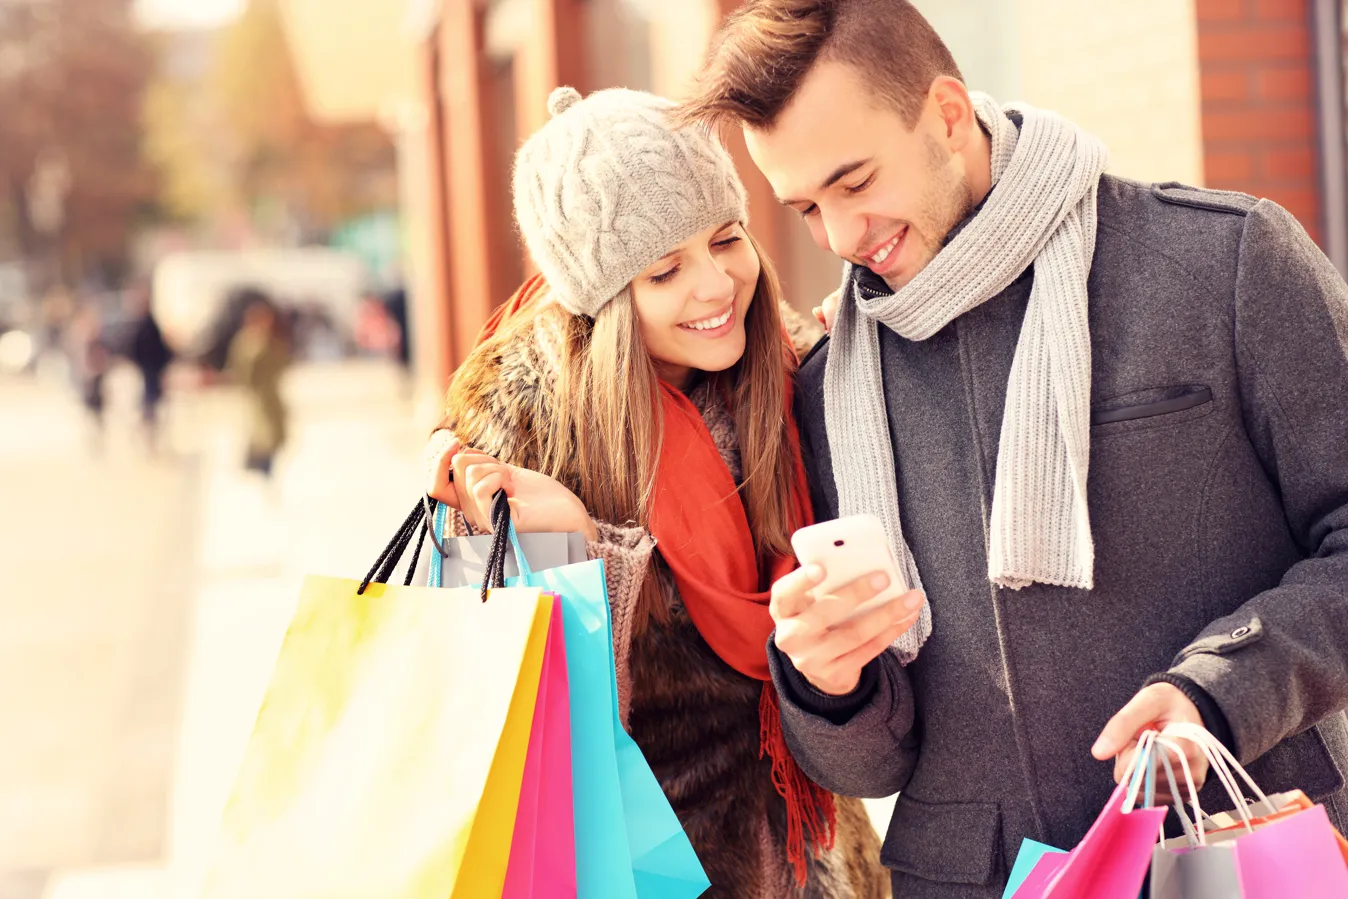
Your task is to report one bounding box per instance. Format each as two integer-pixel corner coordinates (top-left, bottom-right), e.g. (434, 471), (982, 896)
(125, 287), (174, 454)
(65, 303), (109, 453)
(382, 285), (409, 370)
(35, 285), (74, 374)
(227, 296), (290, 478)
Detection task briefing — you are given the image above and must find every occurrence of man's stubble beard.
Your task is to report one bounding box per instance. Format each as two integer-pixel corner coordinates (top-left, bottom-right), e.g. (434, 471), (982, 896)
(883, 135), (976, 291)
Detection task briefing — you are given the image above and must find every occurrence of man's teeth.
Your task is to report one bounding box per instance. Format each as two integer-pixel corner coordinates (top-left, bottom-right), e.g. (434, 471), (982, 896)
(683, 310), (732, 331)
(870, 233), (901, 264)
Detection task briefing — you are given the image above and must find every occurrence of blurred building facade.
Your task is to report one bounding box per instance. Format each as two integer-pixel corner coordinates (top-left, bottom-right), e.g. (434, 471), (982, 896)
(278, 0), (1347, 423)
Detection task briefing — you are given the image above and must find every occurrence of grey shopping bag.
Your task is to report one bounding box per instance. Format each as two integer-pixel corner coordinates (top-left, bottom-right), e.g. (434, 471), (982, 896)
(408, 506), (586, 586)
(1150, 843), (1243, 899)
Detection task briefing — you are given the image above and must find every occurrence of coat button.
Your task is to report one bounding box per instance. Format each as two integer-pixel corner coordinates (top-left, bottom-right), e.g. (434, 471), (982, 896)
(1231, 626), (1252, 640)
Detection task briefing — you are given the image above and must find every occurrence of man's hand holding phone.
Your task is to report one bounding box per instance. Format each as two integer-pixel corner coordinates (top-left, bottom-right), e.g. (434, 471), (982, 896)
(770, 564), (926, 697)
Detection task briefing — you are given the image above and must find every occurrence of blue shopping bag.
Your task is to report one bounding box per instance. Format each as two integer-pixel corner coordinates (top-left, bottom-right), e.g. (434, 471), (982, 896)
(1004, 840), (1067, 899)
(431, 501), (710, 899)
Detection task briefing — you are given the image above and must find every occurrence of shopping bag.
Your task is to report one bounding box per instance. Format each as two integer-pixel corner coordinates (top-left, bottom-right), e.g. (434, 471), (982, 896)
(432, 497), (710, 899)
(1166, 789), (1348, 867)
(1233, 803), (1348, 899)
(203, 568), (554, 899)
(437, 530), (586, 584)
(1154, 790), (1348, 899)
(422, 499), (578, 898)
(1003, 840), (1066, 899)
(1150, 844), (1242, 899)
(1150, 722), (1348, 899)
(1035, 784), (1166, 898)
(502, 597), (576, 899)
(1011, 726), (1168, 899)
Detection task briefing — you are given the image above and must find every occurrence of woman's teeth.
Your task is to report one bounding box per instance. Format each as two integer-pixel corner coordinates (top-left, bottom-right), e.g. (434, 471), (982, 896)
(682, 309), (732, 331)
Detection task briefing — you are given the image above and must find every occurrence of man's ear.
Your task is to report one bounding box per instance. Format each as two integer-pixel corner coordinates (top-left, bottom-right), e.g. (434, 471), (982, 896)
(930, 76), (977, 151)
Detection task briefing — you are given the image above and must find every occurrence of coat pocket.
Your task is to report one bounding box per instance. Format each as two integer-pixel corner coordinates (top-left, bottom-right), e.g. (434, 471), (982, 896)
(879, 794), (1003, 886)
(1091, 384), (1214, 426)
(1242, 724), (1346, 803)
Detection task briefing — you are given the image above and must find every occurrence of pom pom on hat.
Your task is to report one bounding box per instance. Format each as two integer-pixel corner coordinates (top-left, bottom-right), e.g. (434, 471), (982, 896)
(547, 86), (582, 118)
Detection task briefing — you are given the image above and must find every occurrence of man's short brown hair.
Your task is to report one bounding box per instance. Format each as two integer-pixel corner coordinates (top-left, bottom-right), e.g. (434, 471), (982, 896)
(676, 0), (963, 132)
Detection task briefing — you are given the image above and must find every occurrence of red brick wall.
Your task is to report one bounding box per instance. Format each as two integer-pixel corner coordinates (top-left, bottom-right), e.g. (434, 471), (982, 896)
(1196, 0), (1323, 243)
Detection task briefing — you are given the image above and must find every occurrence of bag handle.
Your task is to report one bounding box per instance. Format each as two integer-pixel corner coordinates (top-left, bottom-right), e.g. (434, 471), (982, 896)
(1151, 735), (1206, 846)
(358, 498), (433, 595)
(1159, 730), (1258, 842)
(1128, 722), (1266, 846)
(477, 489), (534, 600)
(1161, 722), (1271, 822)
(1121, 730), (1206, 846)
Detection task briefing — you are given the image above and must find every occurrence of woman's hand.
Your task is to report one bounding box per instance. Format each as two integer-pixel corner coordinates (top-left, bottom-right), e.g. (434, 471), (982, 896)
(423, 431), (596, 540)
(813, 287), (843, 333)
(424, 429), (461, 505)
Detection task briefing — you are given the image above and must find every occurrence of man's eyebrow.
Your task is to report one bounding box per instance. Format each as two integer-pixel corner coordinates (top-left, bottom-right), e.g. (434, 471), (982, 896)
(778, 158), (873, 206)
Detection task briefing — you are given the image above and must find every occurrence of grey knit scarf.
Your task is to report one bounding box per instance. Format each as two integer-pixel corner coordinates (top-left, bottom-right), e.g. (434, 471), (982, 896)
(824, 93), (1109, 663)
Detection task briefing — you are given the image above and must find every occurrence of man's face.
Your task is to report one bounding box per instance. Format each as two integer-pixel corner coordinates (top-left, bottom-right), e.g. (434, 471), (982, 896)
(745, 61), (975, 291)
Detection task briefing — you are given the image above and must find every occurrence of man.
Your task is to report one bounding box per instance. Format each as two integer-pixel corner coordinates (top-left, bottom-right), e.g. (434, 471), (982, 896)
(678, 1), (1348, 895)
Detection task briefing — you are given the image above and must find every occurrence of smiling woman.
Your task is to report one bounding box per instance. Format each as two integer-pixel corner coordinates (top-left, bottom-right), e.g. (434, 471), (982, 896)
(425, 84), (890, 898)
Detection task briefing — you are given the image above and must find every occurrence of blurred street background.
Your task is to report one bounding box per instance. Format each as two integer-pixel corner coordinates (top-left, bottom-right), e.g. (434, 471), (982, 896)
(2, 0), (1346, 896)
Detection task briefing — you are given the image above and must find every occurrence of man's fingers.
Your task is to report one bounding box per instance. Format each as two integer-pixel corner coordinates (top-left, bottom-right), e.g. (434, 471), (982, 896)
(1113, 743), (1139, 785)
(774, 567), (890, 637)
(790, 589), (922, 675)
(825, 606), (923, 675)
(1093, 687), (1167, 760)
(1110, 734), (1212, 802)
(770, 564), (824, 622)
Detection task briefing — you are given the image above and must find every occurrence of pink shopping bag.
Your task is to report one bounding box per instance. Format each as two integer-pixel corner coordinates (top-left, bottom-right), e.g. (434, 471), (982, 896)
(1009, 851), (1067, 898)
(502, 595), (577, 899)
(1232, 803), (1348, 899)
(1014, 782), (1167, 899)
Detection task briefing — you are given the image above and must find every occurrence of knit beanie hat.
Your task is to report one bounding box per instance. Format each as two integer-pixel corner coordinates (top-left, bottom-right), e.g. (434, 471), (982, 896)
(512, 86), (749, 317)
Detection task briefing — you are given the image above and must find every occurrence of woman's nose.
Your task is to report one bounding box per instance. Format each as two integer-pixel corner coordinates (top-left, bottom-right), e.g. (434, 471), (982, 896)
(691, 258), (736, 304)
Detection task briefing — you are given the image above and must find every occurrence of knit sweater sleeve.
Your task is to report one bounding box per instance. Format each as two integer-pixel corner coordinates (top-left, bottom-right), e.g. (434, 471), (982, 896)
(586, 520), (657, 729)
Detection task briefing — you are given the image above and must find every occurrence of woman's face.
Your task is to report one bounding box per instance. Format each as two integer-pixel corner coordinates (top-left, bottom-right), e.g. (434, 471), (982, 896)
(629, 221), (760, 389)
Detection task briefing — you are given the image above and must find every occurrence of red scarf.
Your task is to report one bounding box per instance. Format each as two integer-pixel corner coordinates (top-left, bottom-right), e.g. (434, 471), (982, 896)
(478, 275), (837, 882)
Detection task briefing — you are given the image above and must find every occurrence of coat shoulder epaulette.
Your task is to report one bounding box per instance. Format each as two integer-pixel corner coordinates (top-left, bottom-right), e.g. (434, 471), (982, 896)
(1150, 181), (1258, 216)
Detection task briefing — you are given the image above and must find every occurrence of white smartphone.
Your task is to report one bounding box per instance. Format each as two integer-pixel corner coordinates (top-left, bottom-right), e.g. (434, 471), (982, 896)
(790, 514), (907, 619)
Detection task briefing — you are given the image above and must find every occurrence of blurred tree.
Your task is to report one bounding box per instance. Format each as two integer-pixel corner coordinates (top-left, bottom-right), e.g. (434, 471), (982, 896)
(141, 30), (230, 225)
(0, 0), (157, 288)
(208, 0), (396, 242)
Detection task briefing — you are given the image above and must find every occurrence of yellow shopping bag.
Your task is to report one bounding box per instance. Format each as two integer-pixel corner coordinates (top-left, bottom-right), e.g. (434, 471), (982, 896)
(203, 574), (553, 899)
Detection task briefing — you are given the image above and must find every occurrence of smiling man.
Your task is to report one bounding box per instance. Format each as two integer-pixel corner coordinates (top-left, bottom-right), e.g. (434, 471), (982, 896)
(679, 1), (1348, 896)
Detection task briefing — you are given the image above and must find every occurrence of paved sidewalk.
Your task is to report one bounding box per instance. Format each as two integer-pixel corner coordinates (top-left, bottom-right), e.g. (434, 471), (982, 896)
(0, 456), (199, 882)
(0, 360), (427, 899)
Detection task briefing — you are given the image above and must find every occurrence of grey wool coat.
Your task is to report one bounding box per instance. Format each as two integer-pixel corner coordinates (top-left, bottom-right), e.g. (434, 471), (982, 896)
(770, 176), (1348, 898)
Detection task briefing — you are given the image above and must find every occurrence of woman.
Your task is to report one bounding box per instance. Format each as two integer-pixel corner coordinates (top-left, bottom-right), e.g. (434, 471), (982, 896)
(428, 86), (892, 898)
